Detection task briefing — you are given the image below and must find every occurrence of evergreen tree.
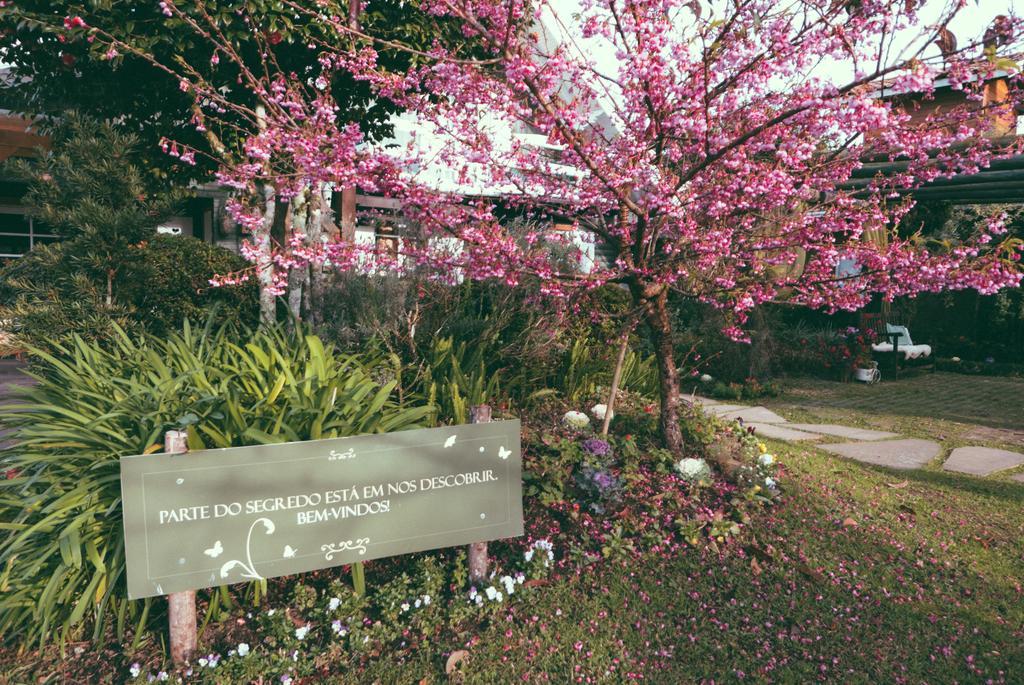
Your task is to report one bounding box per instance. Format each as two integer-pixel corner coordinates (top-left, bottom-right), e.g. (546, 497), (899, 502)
(0, 116), (252, 348)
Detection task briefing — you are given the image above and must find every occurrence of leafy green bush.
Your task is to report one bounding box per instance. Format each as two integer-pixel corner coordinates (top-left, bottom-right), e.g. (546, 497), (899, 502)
(0, 236), (257, 350)
(0, 241), (140, 346)
(704, 378), (782, 401)
(0, 321), (431, 648)
(416, 336), (503, 425)
(556, 332), (658, 403)
(124, 235), (258, 336)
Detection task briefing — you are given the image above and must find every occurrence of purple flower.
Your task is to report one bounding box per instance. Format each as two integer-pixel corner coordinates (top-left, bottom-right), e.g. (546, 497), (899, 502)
(581, 438), (612, 458)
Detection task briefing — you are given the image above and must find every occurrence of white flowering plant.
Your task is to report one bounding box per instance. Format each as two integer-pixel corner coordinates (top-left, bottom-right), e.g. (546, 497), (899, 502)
(562, 410), (591, 430)
(723, 423), (782, 503)
(675, 457), (713, 485)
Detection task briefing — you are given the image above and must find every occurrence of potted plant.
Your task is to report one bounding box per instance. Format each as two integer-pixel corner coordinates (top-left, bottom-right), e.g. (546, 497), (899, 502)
(850, 329), (880, 383)
(852, 359), (880, 383)
(819, 327), (878, 382)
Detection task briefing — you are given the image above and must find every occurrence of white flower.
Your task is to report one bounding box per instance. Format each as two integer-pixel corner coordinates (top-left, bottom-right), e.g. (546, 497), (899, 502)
(332, 620), (348, 636)
(758, 454), (775, 467)
(281, 676), (293, 685)
(468, 587), (478, 601)
(590, 403), (613, 421)
(157, 673), (168, 682)
(129, 663), (141, 678)
(400, 602), (410, 612)
(422, 594), (431, 606)
(500, 575), (516, 595)
(294, 625), (310, 640)
(328, 596), (341, 611)
(700, 374), (714, 383)
(675, 458), (712, 482)
(237, 643), (250, 657)
(528, 538), (555, 566)
(485, 586), (498, 600)
(764, 477), (777, 488)
(951, 356), (961, 362)
(198, 658), (208, 668)
(562, 410), (591, 430)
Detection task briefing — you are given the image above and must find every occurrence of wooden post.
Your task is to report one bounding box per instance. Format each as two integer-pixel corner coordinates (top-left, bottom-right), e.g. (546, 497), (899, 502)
(468, 404), (491, 584)
(601, 336), (629, 436)
(340, 187), (357, 243)
(164, 430), (197, 665)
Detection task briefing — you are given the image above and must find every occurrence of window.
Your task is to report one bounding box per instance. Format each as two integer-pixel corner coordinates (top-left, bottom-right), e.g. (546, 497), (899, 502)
(374, 224), (400, 260)
(0, 206), (57, 258)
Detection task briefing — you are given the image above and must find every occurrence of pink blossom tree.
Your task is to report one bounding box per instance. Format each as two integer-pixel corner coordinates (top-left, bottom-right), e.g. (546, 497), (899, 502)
(96, 1), (1024, 458)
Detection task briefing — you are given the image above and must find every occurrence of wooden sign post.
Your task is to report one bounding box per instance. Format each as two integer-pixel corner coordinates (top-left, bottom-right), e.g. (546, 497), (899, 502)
(163, 430), (197, 665)
(468, 405), (492, 583)
(121, 421), (523, 600)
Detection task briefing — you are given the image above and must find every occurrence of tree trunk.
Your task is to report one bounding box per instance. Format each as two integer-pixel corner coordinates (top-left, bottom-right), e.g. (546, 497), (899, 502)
(106, 269), (115, 308)
(257, 183), (277, 327)
(307, 183), (329, 326)
(636, 284), (745, 478)
(287, 189), (309, 322)
(637, 285), (685, 455)
(747, 306), (772, 380)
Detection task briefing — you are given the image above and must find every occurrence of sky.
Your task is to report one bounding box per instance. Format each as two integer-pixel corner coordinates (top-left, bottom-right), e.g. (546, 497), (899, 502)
(543, 0), (1021, 81)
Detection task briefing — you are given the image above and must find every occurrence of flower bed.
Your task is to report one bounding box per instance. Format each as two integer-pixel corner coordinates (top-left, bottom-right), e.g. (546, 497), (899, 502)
(1, 382), (782, 682)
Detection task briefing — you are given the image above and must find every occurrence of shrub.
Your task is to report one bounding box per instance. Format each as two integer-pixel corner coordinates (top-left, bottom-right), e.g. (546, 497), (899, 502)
(0, 241), (140, 346)
(0, 321), (432, 648)
(0, 236), (257, 350)
(123, 235), (258, 336)
(415, 335), (503, 425)
(705, 378), (782, 401)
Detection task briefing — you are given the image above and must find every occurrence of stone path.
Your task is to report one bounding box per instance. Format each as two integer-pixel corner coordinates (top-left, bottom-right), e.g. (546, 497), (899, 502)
(819, 439), (943, 470)
(689, 395), (1024, 480)
(743, 422), (822, 441)
(786, 424), (899, 441)
(716, 407), (789, 424)
(942, 447), (1024, 476)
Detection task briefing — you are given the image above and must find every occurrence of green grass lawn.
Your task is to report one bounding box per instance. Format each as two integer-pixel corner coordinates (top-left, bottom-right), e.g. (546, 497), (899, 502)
(762, 371), (1024, 433)
(347, 439), (1024, 683)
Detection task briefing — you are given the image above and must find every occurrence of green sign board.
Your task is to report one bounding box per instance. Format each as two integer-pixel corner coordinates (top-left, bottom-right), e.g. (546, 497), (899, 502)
(120, 421), (522, 599)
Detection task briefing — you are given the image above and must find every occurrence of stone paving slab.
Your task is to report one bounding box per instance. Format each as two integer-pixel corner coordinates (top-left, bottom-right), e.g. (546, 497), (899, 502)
(821, 439), (942, 470)
(786, 424), (899, 441)
(716, 406), (789, 424)
(746, 422), (823, 442)
(942, 446), (1024, 476)
(704, 403), (750, 416)
(683, 395), (719, 406)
